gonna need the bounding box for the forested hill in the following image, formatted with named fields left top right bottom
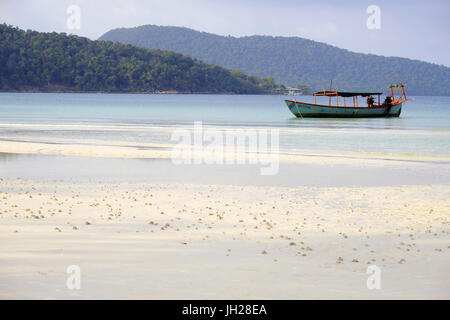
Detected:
left=100, top=25, right=450, bottom=96
left=0, top=24, right=271, bottom=94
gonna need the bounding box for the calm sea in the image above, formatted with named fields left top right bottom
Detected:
left=0, top=93, right=449, bottom=157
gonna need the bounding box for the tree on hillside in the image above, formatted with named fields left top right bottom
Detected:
left=0, top=24, right=272, bottom=94
left=99, top=25, right=450, bottom=95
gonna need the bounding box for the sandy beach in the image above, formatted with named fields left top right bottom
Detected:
left=1, top=177, right=449, bottom=299
left=0, top=93, right=449, bottom=299
left=1, top=0, right=450, bottom=304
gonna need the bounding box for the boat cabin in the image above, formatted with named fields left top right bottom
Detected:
left=312, top=83, right=407, bottom=108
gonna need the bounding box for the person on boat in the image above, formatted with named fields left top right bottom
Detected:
left=384, top=95, right=392, bottom=107
left=367, top=96, right=375, bottom=107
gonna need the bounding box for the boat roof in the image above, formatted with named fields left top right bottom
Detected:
left=314, top=90, right=382, bottom=97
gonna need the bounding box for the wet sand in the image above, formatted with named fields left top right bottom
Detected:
left=0, top=178, right=449, bottom=299
left=1, top=139, right=449, bottom=164
left=1, top=152, right=449, bottom=188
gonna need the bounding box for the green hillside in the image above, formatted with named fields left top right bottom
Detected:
left=100, top=25, right=450, bottom=95
left=0, top=24, right=270, bottom=94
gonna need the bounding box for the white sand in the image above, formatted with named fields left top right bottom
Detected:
left=0, top=178, right=449, bottom=299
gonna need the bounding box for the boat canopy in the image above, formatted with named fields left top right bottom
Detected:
left=314, top=91, right=382, bottom=97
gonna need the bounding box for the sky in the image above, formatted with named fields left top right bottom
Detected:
left=1, top=0, right=449, bottom=66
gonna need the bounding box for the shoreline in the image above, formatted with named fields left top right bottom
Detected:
left=0, top=90, right=282, bottom=96
left=1, top=91, right=447, bottom=97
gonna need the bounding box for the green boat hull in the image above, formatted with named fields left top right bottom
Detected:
left=285, top=100, right=402, bottom=118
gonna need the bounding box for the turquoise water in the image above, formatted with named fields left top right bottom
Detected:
left=0, top=93, right=449, bottom=157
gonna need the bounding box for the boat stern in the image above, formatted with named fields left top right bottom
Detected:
left=388, top=102, right=403, bottom=117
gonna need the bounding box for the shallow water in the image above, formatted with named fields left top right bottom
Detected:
left=1, top=153, right=448, bottom=187
left=0, top=93, right=449, bottom=157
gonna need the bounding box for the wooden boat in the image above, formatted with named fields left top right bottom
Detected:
left=285, top=83, right=407, bottom=118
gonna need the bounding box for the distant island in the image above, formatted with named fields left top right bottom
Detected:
left=0, top=24, right=281, bottom=94
left=100, top=25, right=450, bottom=96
